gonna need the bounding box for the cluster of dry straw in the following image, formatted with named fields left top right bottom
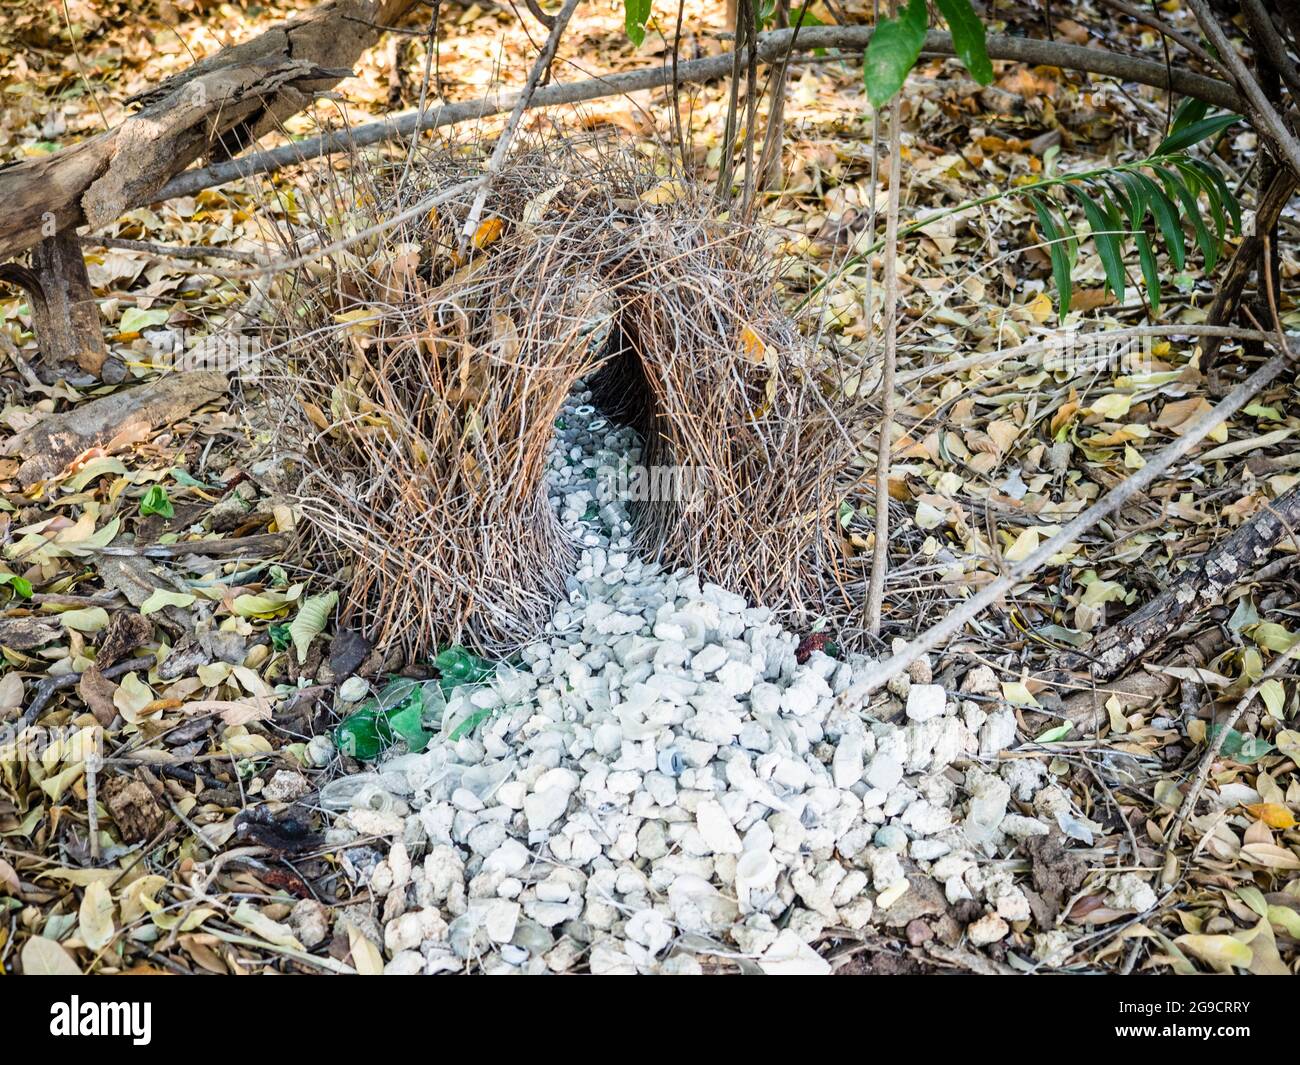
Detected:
left=266, top=140, right=873, bottom=660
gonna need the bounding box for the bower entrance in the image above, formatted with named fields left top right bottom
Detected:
left=276, top=145, right=866, bottom=661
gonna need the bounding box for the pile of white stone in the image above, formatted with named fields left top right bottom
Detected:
left=310, top=386, right=1115, bottom=974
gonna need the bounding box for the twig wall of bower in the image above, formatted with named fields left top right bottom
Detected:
left=272, top=147, right=866, bottom=661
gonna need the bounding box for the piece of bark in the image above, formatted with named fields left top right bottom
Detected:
left=1056, top=485, right=1300, bottom=683
left=0, top=616, right=63, bottom=651
left=3, top=370, right=226, bottom=487
left=1055, top=630, right=1228, bottom=729
left=101, top=774, right=165, bottom=843
left=0, top=0, right=418, bottom=261
left=97, top=611, right=155, bottom=669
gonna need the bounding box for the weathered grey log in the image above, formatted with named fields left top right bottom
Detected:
left=1057, top=484, right=1300, bottom=682
left=3, top=371, right=228, bottom=487
left=0, top=0, right=418, bottom=262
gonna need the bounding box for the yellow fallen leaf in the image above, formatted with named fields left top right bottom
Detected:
left=740, top=324, right=766, bottom=364
left=1001, top=680, right=1039, bottom=707
left=1245, top=803, right=1296, bottom=830
left=640, top=179, right=689, bottom=206
left=58, top=608, right=109, bottom=631
left=332, top=308, right=378, bottom=336
left=113, top=672, right=156, bottom=724
left=1088, top=393, right=1132, bottom=419
left=78, top=879, right=116, bottom=954
left=1003, top=527, right=1039, bottom=563
left=1173, top=933, right=1253, bottom=973
left=120, top=874, right=168, bottom=926
left=348, top=925, right=385, bottom=975
left=472, top=216, right=503, bottom=249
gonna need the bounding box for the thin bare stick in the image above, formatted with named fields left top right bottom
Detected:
left=77, top=234, right=262, bottom=263
left=1095, top=0, right=1225, bottom=74
left=190, top=174, right=488, bottom=280
left=1165, top=642, right=1300, bottom=853
left=895, top=323, right=1282, bottom=385
left=839, top=335, right=1300, bottom=708
left=86, top=745, right=101, bottom=864
left=716, top=0, right=746, bottom=202
left=865, top=95, right=902, bottom=637
left=397, top=3, right=443, bottom=203
left=459, top=0, right=580, bottom=248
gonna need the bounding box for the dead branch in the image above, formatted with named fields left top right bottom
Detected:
left=1187, top=0, right=1300, bottom=176
left=1055, top=484, right=1300, bottom=683
left=0, top=0, right=420, bottom=261
left=866, top=95, right=902, bottom=637
left=156, top=27, right=1245, bottom=202
left=460, top=0, right=581, bottom=246
left=3, top=371, right=228, bottom=487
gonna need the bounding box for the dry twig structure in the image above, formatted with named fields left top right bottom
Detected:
left=270, top=142, right=865, bottom=658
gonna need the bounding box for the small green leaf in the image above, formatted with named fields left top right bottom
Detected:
left=1208, top=723, right=1274, bottom=764
left=624, top=0, right=651, bottom=46
left=140, top=485, right=174, bottom=518
left=1175, top=160, right=1224, bottom=245
left=935, top=0, right=992, bottom=84
left=1185, top=158, right=1241, bottom=233
left=1155, top=113, right=1239, bottom=155
left=1155, top=164, right=1218, bottom=269
left=1036, top=722, right=1074, bottom=743
left=1169, top=96, right=1210, bottom=135
left=0, top=573, right=32, bottom=599
left=1135, top=232, right=1160, bottom=314
left=1111, top=169, right=1148, bottom=228
left=170, top=467, right=217, bottom=490
left=864, top=0, right=928, bottom=108
left=1068, top=185, right=1126, bottom=302
left=1135, top=173, right=1186, bottom=270
left=1030, top=194, right=1074, bottom=322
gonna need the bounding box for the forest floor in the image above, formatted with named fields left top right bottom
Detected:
left=0, top=0, right=1298, bottom=975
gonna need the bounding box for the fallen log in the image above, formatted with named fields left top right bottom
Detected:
left=1055, top=483, right=1300, bottom=683
left=3, top=371, right=228, bottom=487
left=0, top=0, right=418, bottom=262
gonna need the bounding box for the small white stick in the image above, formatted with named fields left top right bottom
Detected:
left=865, top=93, right=902, bottom=636
left=86, top=739, right=101, bottom=864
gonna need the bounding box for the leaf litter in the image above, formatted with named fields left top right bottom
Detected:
left=0, top=0, right=1297, bottom=976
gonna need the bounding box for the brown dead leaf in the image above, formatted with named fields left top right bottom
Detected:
left=78, top=666, right=119, bottom=726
